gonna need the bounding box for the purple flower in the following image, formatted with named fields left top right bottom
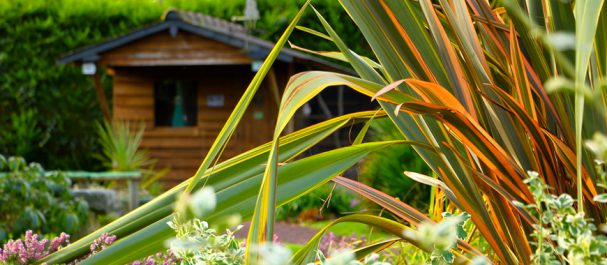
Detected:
left=90, top=233, right=117, bottom=253
left=1, top=231, right=179, bottom=265
left=49, top=233, right=70, bottom=253
left=0, top=230, right=69, bottom=264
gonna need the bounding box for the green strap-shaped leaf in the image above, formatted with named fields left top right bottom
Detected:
left=38, top=111, right=377, bottom=265
left=183, top=0, right=310, bottom=194
left=333, top=176, right=483, bottom=257
left=574, top=0, right=605, bottom=212
left=245, top=73, right=399, bottom=261
left=75, top=141, right=400, bottom=265
left=350, top=238, right=400, bottom=260
left=290, top=214, right=473, bottom=265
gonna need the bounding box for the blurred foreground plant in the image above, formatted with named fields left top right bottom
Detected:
left=516, top=172, right=607, bottom=264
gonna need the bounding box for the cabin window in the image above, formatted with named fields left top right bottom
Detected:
left=154, top=80, right=198, bottom=127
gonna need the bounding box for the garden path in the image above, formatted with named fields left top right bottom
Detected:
left=235, top=221, right=319, bottom=245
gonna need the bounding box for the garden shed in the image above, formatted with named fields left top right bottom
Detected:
left=58, top=10, right=370, bottom=185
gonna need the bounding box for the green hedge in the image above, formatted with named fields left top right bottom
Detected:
left=0, top=0, right=367, bottom=170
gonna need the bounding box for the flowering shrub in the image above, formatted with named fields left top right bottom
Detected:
left=79, top=233, right=177, bottom=265
left=0, top=230, right=69, bottom=265
left=0, top=231, right=177, bottom=265
left=0, top=155, right=89, bottom=242
left=3, top=185, right=489, bottom=265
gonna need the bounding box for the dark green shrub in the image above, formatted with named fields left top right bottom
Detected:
left=359, top=118, right=432, bottom=210
left=0, top=109, right=42, bottom=157
left=0, top=154, right=89, bottom=243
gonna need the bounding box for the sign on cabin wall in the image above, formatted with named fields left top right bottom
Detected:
left=207, top=94, right=225, bottom=107
left=253, top=111, right=264, bottom=120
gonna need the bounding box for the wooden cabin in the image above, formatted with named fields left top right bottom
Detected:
left=59, top=10, right=372, bottom=186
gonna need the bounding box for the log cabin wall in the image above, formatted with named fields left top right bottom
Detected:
left=111, top=65, right=278, bottom=186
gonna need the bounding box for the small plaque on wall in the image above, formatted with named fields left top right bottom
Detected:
left=207, top=94, right=225, bottom=107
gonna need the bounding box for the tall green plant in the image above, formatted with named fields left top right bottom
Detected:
left=39, top=1, right=607, bottom=264
left=95, top=120, right=147, bottom=172
left=284, top=0, right=607, bottom=264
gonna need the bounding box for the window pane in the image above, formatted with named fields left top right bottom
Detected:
left=154, top=80, right=198, bottom=127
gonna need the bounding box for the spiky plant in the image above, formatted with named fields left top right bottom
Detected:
left=41, top=1, right=607, bottom=264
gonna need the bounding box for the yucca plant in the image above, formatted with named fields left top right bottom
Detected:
left=95, top=120, right=148, bottom=172
left=40, top=0, right=607, bottom=264
left=95, top=119, right=168, bottom=192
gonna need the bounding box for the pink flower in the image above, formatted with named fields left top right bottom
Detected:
left=90, top=233, right=117, bottom=253
left=0, top=230, right=69, bottom=264
left=319, top=232, right=365, bottom=255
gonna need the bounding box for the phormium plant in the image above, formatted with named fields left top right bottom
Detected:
left=40, top=1, right=607, bottom=264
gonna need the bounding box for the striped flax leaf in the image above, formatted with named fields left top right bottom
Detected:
left=38, top=111, right=380, bottom=264
left=183, top=0, right=310, bottom=194
left=76, top=141, right=399, bottom=265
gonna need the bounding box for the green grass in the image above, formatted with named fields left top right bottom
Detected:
left=284, top=243, right=304, bottom=254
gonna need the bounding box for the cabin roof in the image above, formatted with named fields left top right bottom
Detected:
left=57, top=10, right=352, bottom=73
